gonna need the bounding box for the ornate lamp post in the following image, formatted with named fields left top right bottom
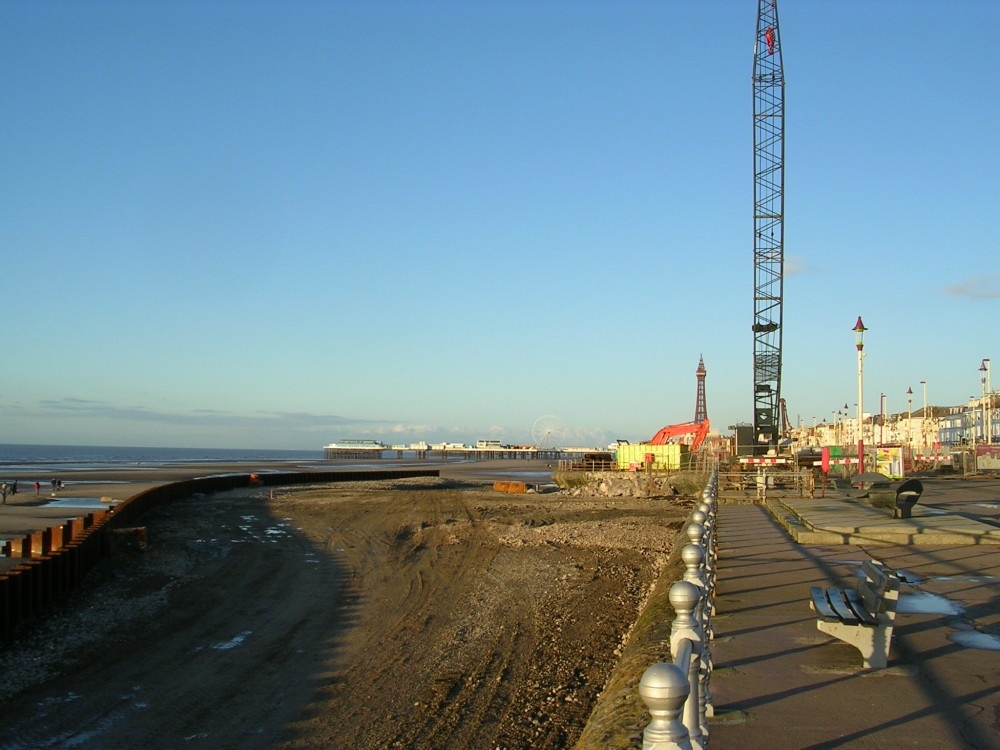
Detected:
left=969, top=396, right=978, bottom=476
left=907, top=386, right=913, bottom=453
left=879, top=393, right=886, bottom=447
left=981, top=360, right=988, bottom=446
left=853, top=316, right=867, bottom=474
left=983, top=358, right=992, bottom=445
left=920, top=380, right=927, bottom=452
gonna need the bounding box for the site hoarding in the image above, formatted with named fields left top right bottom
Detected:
left=876, top=446, right=904, bottom=479
left=976, top=445, right=1000, bottom=471
left=614, top=443, right=682, bottom=471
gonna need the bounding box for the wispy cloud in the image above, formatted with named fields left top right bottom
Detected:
left=21, top=398, right=383, bottom=431
left=944, top=274, right=1000, bottom=299
left=784, top=255, right=816, bottom=278
left=372, top=423, right=437, bottom=435
left=2, top=399, right=576, bottom=447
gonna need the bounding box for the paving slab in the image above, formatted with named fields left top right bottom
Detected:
left=769, top=495, right=1000, bottom=545
left=708, top=490, right=1000, bottom=749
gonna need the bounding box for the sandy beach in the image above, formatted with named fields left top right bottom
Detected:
left=0, top=461, right=692, bottom=749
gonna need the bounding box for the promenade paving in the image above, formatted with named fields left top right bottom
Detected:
left=709, top=479, right=1000, bottom=749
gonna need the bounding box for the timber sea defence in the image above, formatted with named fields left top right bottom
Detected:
left=0, top=468, right=438, bottom=638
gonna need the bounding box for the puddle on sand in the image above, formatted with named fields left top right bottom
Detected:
left=44, top=497, right=117, bottom=509
left=211, top=630, right=252, bottom=650
left=949, top=631, right=1000, bottom=650
left=897, top=591, right=964, bottom=616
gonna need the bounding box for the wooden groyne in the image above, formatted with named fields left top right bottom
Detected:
left=0, top=469, right=438, bottom=639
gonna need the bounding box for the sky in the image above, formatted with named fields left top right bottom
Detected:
left=1, top=0, right=997, bottom=450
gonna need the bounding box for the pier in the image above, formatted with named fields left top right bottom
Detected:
left=324, top=444, right=587, bottom=462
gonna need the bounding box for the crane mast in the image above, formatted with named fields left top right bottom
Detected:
left=752, top=0, right=785, bottom=451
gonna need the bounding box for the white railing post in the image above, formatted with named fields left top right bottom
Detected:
left=680, top=542, right=713, bottom=724
left=639, top=472, right=719, bottom=748
left=699, top=475, right=718, bottom=720
left=640, top=660, right=692, bottom=750
left=669, top=581, right=706, bottom=749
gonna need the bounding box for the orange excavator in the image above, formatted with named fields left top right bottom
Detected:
left=648, top=420, right=711, bottom=452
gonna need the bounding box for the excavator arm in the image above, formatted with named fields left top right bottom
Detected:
left=780, top=397, right=791, bottom=437
left=649, top=420, right=710, bottom=451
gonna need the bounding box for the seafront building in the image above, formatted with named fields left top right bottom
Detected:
left=789, top=394, right=998, bottom=451
left=779, top=392, right=999, bottom=474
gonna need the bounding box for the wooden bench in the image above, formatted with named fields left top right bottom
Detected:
left=809, top=559, right=900, bottom=669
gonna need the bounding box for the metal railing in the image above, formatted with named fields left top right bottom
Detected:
left=638, top=471, right=718, bottom=749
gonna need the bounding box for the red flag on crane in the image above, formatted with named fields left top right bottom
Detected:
left=765, top=26, right=775, bottom=55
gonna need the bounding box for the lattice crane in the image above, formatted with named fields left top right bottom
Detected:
left=752, top=0, right=785, bottom=451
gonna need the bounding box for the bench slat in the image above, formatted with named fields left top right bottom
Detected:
left=825, top=587, right=860, bottom=625
left=843, top=587, right=879, bottom=625
left=810, top=586, right=840, bottom=622
left=858, top=578, right=880, bottom=615
left=861, top=560, right=891, bottom=589
left=861, top=563, right=899, bottom=609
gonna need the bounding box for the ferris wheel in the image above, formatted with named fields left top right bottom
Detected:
left=531, top=415, right=566, bottom=449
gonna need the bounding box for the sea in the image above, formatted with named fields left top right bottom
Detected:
left=0, top=443, right=324, bottom=478
left=0, top=444, right=554, bottom=487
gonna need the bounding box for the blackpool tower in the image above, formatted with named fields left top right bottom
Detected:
left=694, top=355, right=708, bottom=424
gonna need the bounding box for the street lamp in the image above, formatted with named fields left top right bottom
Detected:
left=983, top=358, right=992, bottom=445
left=844, top=403, right=849, bottom=447
left=879, top=393, right=886, bottom=447
left=981, top=360, right=988, bottom=446
left=853, top=316, right=867, bottom=474
left=969, top=396, right=978, bottom=475
left=920, top=380, right=927, bottom=452
left=907, top=386, right=913, bottom=455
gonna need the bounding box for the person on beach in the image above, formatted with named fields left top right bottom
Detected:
left=34, top=480, right=41, bottom=495
left=1, top=483, right=7, bottom=505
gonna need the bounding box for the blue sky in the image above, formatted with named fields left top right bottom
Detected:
left=1, top=0, right=997, bottom=450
